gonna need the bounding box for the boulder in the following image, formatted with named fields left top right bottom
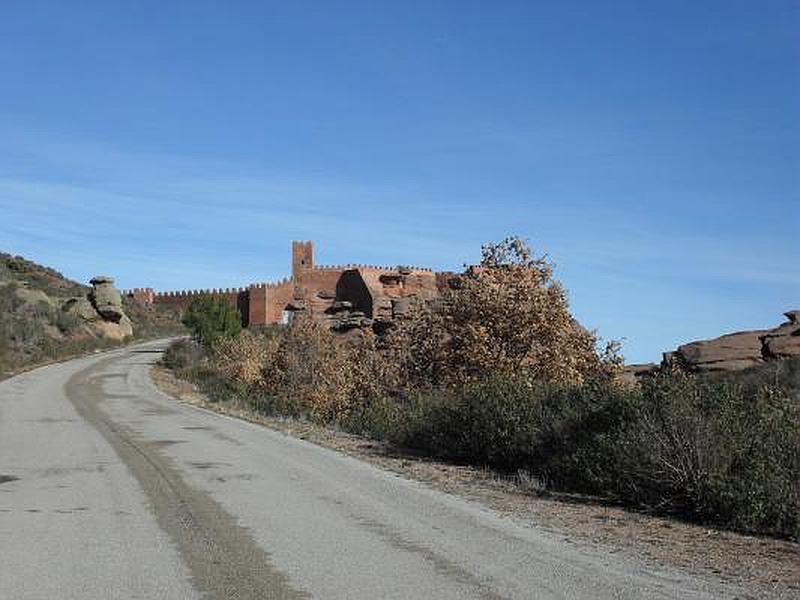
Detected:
left=649, top=309, right=800, bottom=378
left=761, top=310, right=800, bottom=359
left=286, top=300, right=306, bottom=311
left=89, top=316, right=133, bottom=341
left=372, top=296, right=393, bottom=321
left=62, top=297, right=99, bottom=322
left=330, top=309, right=372, bottom=331
left=118, top=314, right=134, bottom=338
left=674, top=330, right=766, bottom=372
left=89, top=276, right=125, bottom=322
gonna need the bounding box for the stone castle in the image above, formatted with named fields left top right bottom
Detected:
left=125, top=241, right=453, bottom=334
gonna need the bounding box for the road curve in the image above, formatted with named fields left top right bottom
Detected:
left=0, top=340, right=745, bottom=599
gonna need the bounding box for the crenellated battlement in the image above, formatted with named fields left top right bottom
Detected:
left=152, top=286, right=250, bottom=299
left=313, top=264, right=434, bottom=273
left=248, top=278, right=292, bottom=290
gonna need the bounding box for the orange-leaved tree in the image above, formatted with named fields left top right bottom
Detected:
left=388, top=236, right=621, bottom=386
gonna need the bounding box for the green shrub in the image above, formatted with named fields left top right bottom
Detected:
left=351, top=371, right=799, bottom=539
left=182, top=295, right=242, bottom=347
left=383, top=376, right=635, bottom=482
left=612, top=374, right=799, bottom=538
left=339, top=394, right=403, bottom=440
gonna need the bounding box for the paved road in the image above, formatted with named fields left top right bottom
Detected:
left=0, top=340, right=746, bottom=599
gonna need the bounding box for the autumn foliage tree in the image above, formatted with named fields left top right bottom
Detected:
left=388, top=236, right=620, bottom=386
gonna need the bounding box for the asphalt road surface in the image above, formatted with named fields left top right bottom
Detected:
left=0, top=340, right=747, bottom=599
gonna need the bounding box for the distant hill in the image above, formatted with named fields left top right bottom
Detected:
left=0, top=252, right=184, bottom=378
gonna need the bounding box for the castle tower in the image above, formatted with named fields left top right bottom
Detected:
left=292, top=240, right=314, bottom=278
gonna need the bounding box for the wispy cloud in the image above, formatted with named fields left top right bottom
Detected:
left=1, top=128, right=797, bottom=363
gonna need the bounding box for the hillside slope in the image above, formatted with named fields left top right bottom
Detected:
left=0, top=252, right=184, bottom=378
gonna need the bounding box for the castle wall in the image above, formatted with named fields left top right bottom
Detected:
left=336, top=270, right=373, bottom=316
left=248, top=285, right=267, bottom=326
left=149, top=288, right=248, bottom=322
left=132, top=241, right=449, bottom=330
left=246, top=280, right=295, bottom=326
left=296, top=267, right=343, bottom=319
left=292, top=240, right=314, bottom=278
left=124, top=288, right=155, bottom=306
left=266, top=281, right=295, bottom=324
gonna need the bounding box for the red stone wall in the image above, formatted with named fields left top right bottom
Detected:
left=362, top=268, right=438, bottom=299
left=246, top=280, right=296, bottom=326
left=151, top=288, right=248, bottom=322
left=124, top=288, right=155, bottom=305
left=247, top=285, right=267, bottom=326
left=292, top=241, right=314, bottom=278
left=265, top=281, right=295, bottom=324
left=138, top=241, right=453, bottom=329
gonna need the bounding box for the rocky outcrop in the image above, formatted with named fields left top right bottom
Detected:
left=762, top=310, right=800, bottom=359
left=658, top=310, right=800, bottom=374
left=325, top=300, right=373, bottom=332
left=63, top=297, right=99, bottom=322
left=61, top=276, right=133, bottom=340
left=671, top=330, right=767, bottom=372
left=89, top=276, right=125, bottom=322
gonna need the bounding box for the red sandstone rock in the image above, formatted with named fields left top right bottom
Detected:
left=661, top=309, right=800, bottom=374
left=761, top=311, right=800, bottom=359
left=674, top=330, right=767, bottom=372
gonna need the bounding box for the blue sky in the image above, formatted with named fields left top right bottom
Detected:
left=1, top=1, right=798, bottom=363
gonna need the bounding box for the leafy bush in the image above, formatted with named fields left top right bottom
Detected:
left=175, top=327, right=800, bottom=539
left=213, top=321, right=394, bottom=422
left=611, top=373, right=799, bottom=538
left=182, top=295, right=242, bottom=347
left=353, top=371, right=798, bottom=539
left=387, top=237, right=621, bottom=388
left=380, top=376, right=634, bottom=480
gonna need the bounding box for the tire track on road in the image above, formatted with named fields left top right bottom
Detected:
left=65, top=352, right=308, bottom=600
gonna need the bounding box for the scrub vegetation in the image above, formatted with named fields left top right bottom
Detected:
left=162, top=238, right=800, bottom=540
